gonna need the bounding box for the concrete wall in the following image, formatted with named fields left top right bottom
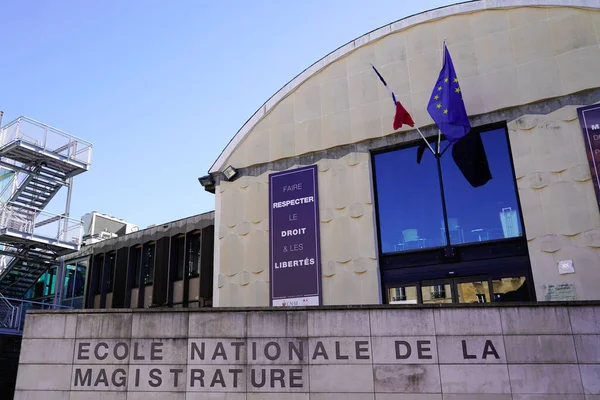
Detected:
left=509, top=105, right=600, bottom=301
left=14, top=304, right=600, bottom=399
left=212, top=3, right=600, bottom=307
left=217, top=153, right=379, bottom=307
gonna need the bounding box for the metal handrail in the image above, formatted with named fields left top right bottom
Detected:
left=1, top=295, right=72, bottom=309
left=0, top=293, right=72, bottom=332
left=0, top=116, right=93, bottom=165
left=0, top=292, right=18, bottom=329
left=0, top=170, right=28, bottom=204
left=0, top=202, right=83, bottom=246
left=0, top=116, right=93, bottom=147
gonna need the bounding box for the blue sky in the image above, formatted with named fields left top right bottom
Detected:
left=1, top=0, right=455, bottom=229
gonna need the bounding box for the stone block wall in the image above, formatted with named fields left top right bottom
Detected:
left=215, top=153, right=379, bottom=307
left=222, top=6, right=600, bottom=170
left=509, top=104, right=600, bottom=300
left=13, top=305, right=600, bottom=399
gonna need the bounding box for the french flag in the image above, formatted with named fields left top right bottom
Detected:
left=371, top=64, right=415, bottom=130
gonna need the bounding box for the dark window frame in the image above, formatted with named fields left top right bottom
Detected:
left=104, top=252, right=116, bottom=293
left=130, top=245, right=143, bottom=288
left=372, top=121, right=528, bottom=256
left=93, top=254, right=105, bottom=295
left=371, top=121, right=535, bottom=304
left=187, top=232, right=201, bottom=278
left=172, top=235, right=186, bottom=281
left=142, top=241, right=156, bottom=286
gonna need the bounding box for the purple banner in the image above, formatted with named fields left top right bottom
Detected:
left=269, top=165, right=322, bottom=307
left=577, top=105, right=600, bottom=210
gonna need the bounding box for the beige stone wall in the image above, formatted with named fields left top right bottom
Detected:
left=216, top=153, right=379, bottom=307
left=213, top=5, right=600, bottom=306
left=222, top=6, right=600, bottom=170
left=509, top=104, right=600, bottom=300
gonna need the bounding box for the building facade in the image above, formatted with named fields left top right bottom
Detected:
left=82, top=211, right=215, bottom=310
left=207, top=0, right=600, bottom=307
left=22, top=212, right=215, bottom=311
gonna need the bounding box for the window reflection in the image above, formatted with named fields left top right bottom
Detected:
left=388, top=286, right=418, bottom=304
left=142, top=243, right=155, bottom=285
left=374, top=126, right=523, bottom=253
left=493, top=277, right=529, bottom=302
left=188, top=233, right=201, bottom=277
left=421, top=283, right=453, bottom=304
left=457, top=280, right=490, bottom=303
left=375, top=143, right=443, bottom=253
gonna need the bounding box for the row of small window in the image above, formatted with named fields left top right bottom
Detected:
left=387, top=276, right=530, bottom=305
left=95, top=233, right=202, bottom=294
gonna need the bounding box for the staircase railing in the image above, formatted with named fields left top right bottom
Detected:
left=0, top=169, right=25, bottom=205
left=0, top=293, right=72, bottom=333
left=0, top=203, right=83, bottom=247
left=0, top=292, right=18, bottom=330
left=0, top=117, right=92, bottom=166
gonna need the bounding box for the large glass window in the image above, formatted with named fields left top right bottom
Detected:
left=103, top=253, right=116, bottom=293
left=188, top=233, right=201, bottom=277
left=374, top=125, right=523, bottom=253
left=25, top=266, right=57, bottom=300
left=64, top=258, right=88, bottom=299
left=142, top=243, right=155, bottom=285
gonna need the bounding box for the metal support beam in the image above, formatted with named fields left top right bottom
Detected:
left=53, top=257, right=64, bottom=306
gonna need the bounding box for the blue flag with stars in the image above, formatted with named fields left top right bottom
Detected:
left=427, top=45, right=471, bottom=144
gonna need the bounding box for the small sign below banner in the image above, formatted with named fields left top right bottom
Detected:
left=269, top=165, right=322, bottom=307
left=577, top=104, right=600, bottom=209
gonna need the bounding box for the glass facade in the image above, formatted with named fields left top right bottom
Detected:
left=374, top=123, right=534, bottom=304
left=24, top=266, right=57, bottom=300
left=23, top=257, right=88, bottom=308
left=62, top=258, right=88, bottom=308
left=374, top=126, right=523, bottom=253
left=386, top=276, right=530, bottom=305
left=103, top=252, right=116, bottom=293
left=188, top=233, right=201, bottom=277
left=142, top=242, right=155, bottom=285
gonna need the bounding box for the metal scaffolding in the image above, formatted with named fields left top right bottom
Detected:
left=0, top=115, right=92, bottom=298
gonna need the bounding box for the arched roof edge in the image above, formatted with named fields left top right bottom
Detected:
left=209, top=0, right=600, bottom=174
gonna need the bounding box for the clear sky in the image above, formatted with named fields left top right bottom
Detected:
left=1, top=0, right=456, bottom=229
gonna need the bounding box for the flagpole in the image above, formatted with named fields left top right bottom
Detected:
left=436, top=145, right=453, bottom=257
left=437, top=39, right=446, bottom=155
left=415, top=127, right=435, bottom=155
left=436, top=38, right=453, bottom=257
left=370, top=63, right=435, bottom=155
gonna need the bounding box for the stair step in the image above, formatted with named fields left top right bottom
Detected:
left=14, top=197, right=46, bottom=205
left=15, top=193, right=46, bottom=201
left=39, top=168, right=67, bottom=179
left=22, top=187, right=52, bottom=195
left=30, top=178, right=58, bottom=188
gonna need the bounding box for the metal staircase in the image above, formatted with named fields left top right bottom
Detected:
left=0, top=116, right=92, bottom=298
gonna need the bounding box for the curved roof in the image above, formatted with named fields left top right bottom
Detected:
left=209, top=0, right=600, bottom=174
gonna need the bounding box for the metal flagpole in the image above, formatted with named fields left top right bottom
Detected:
left=435, top=39, right=453, bottom=258
left=437, top=39, right=446, bottom=155
left=416, top=127, right=435, bottom=155
left=437, top=148, right=453, bottom=257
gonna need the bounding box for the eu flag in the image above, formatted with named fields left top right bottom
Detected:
left=427, top=45, right=471, bottom=143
